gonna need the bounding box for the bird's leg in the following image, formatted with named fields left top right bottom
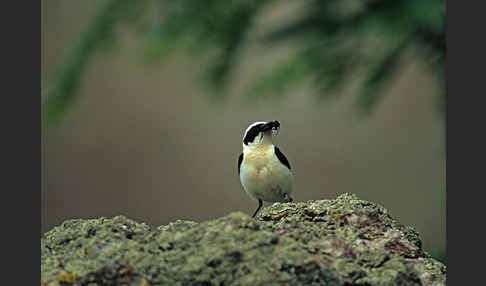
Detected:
left=252, top=199, right=263, bottom=218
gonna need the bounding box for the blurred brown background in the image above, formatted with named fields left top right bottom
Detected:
left=41, top=0, right=445, bottom=259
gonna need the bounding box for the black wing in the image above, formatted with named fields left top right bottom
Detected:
left=274, top=146, right=291, bottom=170
left=238, top=153, right=244, bottom=175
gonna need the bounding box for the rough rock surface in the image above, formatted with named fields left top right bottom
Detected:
left=41, top=194, right=446, bottom=286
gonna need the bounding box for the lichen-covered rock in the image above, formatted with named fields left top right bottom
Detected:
left=41, top=194, right=446, bottom=286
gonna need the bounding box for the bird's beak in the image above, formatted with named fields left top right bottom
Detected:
left=262, top=121, right=280, bottom=132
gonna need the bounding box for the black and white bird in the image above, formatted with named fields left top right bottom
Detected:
left=238, top=120, right=294, bottom=218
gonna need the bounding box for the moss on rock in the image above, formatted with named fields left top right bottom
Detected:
left=41, top=193, right=445, bottom=286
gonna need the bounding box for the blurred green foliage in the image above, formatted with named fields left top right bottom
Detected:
left=42, top=0, right=445, bottom=128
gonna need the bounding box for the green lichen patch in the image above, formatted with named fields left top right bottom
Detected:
left=75, top=261, right=140, bottom=286
left=41, top=194, right=445, bottom=286
left=255, top=193, right=442, bottom=285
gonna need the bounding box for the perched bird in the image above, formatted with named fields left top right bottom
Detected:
left=238, top=120, right=294, bottom=218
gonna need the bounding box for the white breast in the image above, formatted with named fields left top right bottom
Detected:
left=239, top=145, right=293, bottom=202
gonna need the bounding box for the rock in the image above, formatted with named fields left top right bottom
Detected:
left=41, top=193, right=446, bottom=286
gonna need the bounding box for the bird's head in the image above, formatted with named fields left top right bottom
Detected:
left=242, top=120, right=280, bottom=147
